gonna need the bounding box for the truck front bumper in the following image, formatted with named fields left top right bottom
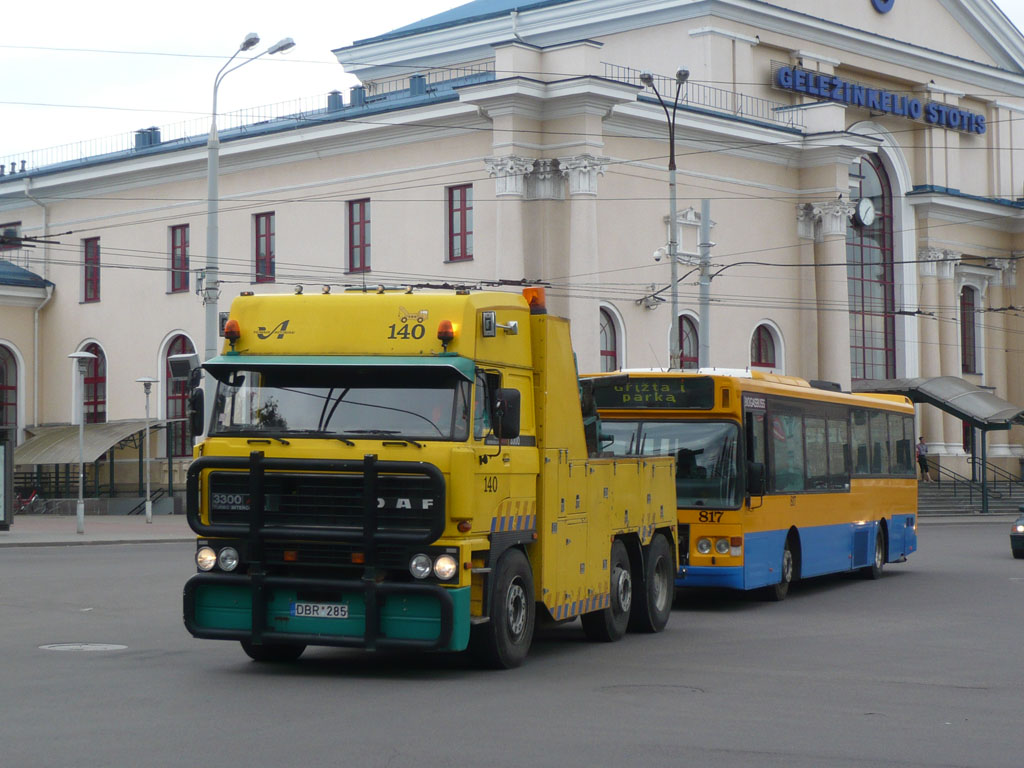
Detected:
left=184, top=573, right=471, bottom=652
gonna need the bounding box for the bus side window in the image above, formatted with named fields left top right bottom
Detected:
left=827, top=415, right=850, bottom=489
left=770, top=411, right=805, bottom=493
left=745, top=411, right=765, bottom=465
left=852, top=409, right=869, bottom=475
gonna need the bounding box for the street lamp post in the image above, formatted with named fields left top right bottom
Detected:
left=640, top=68, right=689, bottom=370
left=204, top=33, right=295, bottom=431
left=68, top=351, right=97, bottom=534
left=136, top=377, right=158, bottom=524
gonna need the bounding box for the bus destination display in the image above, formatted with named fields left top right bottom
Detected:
left=593, top=377, right=714, bottom=409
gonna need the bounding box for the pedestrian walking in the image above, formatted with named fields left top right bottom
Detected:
left=916, top=436, right=933, bottom=482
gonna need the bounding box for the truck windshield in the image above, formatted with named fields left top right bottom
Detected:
left=600, top=420, right=740, bottom=508
left=210, top=366, right=471, bottom=441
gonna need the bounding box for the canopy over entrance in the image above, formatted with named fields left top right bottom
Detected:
left=14, top=419, right=164, bottom=466
left=852, top=377, right=1024, bottom=431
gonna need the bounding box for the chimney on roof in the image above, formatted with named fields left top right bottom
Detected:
left=350, top=85, right=366, bottom=107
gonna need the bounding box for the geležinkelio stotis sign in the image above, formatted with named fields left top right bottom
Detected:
left=774, top=65, right=986, bottom=135
left=775, top=0, right=985, bottom=136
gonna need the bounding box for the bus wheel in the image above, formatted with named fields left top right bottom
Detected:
left=472, top=548, right=535, bottom=669
left=581, top=540, right=632, bottom=642
left=240, top=640, right=305, bottom=662
left=765, top=540, right=794, bottom=602
left=629, top=533, right=673, bottom=633
left=861, top=527, right=886, bottom=580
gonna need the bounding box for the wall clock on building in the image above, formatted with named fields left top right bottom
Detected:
left=855, top=197, right=876, bottom=227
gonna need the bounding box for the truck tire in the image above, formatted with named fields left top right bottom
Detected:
left=581, top=539, right=631, bottom=642
left=628, top=533, right=673, bottom=633
left=471, top=548, right=535, bottom=669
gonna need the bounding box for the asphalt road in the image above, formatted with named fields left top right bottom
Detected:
left=1, top=520, right=1021, bottom=768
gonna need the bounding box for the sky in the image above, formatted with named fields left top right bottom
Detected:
left=3, top=0, right=1024, bottom=163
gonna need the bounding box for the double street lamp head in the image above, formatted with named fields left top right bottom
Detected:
left=639, top=67, right=690, bottom=89
left=268, top=37, right=296, bottom=55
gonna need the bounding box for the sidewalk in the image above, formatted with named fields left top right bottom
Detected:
left=0, top=510, right=1014, bottom=548
left=0, top=514, right=194, bottom=548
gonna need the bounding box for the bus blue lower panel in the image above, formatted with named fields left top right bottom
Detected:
left=678, top=517, right=916, bottom=592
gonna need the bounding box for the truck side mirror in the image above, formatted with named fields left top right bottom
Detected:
left=188, top=389, right=205, bottom=437
left=747, top=461, right=766, bottom=497
left=491, top=388, right=521, bottom=440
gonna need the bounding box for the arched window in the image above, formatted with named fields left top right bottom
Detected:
left=848, top=154, right=895, bottom=381
left=83, top=343, right=106, bottom=424
left=751, top=325, right=776, bottom=368
left=680, top=316, right=698, bottom=370
left=960, top=286, right=978, bottom=374
left=0, top=346, right=16, bottom=434
left=166, top=335, right=196, bottom=456
left=599, top=309, right=618, bottom=372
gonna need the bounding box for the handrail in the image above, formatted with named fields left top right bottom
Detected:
left=128, top=487, right=167, bottom=516
left=969, top=456, right=1020, bottom=496
left=933, top=464, right=1003, bottom=504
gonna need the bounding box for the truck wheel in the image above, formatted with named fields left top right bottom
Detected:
left=240, top=640, right=305, bottom=662
left=472, top=548, right=535, bottom=669
left=629, top=533, right=673, bottom=633
left=581, top=539, right=631, bottom=642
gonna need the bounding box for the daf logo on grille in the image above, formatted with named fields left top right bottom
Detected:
left=378, top=497, right=435, bottom=510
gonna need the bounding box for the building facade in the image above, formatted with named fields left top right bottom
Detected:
left=1, top=0, right=1024, bottom=485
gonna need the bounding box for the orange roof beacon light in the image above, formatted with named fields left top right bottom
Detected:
left=522, top=286, right=547, bottom=314
left=437, top=319, right=455, bottom=351
left=223, top=318, right=241, bottom=352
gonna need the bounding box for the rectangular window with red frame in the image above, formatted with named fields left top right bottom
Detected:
left=170, top=224, right=189, bottom=293
left=83, top=237, right=100, bottom=303
left=447, top=184, right=473, bottom=262
left=348, top=199, right=370, bottom=273
left=255, top=212, right=275, bottom=283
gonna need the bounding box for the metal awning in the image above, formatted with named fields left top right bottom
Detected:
left=852, top=377, right=1024, bottom=430
left=14, top=419, right=165, bottom=466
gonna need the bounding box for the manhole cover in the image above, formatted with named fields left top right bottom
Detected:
left=39, top=643, right=127, bottom=652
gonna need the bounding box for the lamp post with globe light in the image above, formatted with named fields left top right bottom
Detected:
left=68, top=350, right=97, bottom=534
left=136, top=377, right=157, bottom=524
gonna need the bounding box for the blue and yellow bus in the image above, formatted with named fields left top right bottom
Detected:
left=583, top=371, right=917, bottom=599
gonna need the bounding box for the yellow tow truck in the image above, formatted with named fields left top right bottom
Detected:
left=183, top=286, right=676, bottom=668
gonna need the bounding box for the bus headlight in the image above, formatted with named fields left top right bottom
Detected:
left=196, top=546, right=217, bottom=572
left=218, top=547, right=240, bottom=572
left=715, top=538, right=730, bottom=555
left=433, top=554, right=458, bottom=581
left=409, top=554, right=432, bottom=579
left=696, top=538, right=712, bottom=555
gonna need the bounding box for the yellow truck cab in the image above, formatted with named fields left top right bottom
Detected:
left=183, top=287, right=676, bottom=668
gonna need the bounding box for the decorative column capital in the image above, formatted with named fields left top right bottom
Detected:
left=485, top=155, right=535, bottom=197
left=526, top=158, right=564, bottom=200
left=988, top=257, right=1017, bottom=287
left=557, top=154, right=608, bottom=197
left=814, top=199, right=855, bottom=238
left=918, top=247, right=945, bottom=279
left=796, top=203, right=818, bottom=240
left=938, top=249, right=961, bottom=281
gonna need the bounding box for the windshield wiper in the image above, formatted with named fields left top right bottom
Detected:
left=247, top=436, right=290, bottom=445
left=342, top=429, right=424, bottom=448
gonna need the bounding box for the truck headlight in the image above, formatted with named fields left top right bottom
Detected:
left=409, top=554, right=432, bottom=579
left=433, top=554, right=458, bottom=581
left=218, top=547, right=239, bottom=572
left=696, top=538, right=712, bottom=555
left=196, top=546, right=217, bottom=572
left=715, top=538, right=730, bottom=555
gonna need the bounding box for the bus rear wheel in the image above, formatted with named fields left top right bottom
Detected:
left=628, top=533, right=673, bottom=633
left=861, top=527, right=886, bottom=580
left=581, top=540, right=632, bottom=642
left=240, top=640, right=305, bottom=662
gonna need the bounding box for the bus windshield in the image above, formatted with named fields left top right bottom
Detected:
left=210, top=366, right=471, bottom=441
left=601, top=420, right=741, bottom=508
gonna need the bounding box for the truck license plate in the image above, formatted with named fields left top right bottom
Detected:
left=290, top=601, right=349, bottom=619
